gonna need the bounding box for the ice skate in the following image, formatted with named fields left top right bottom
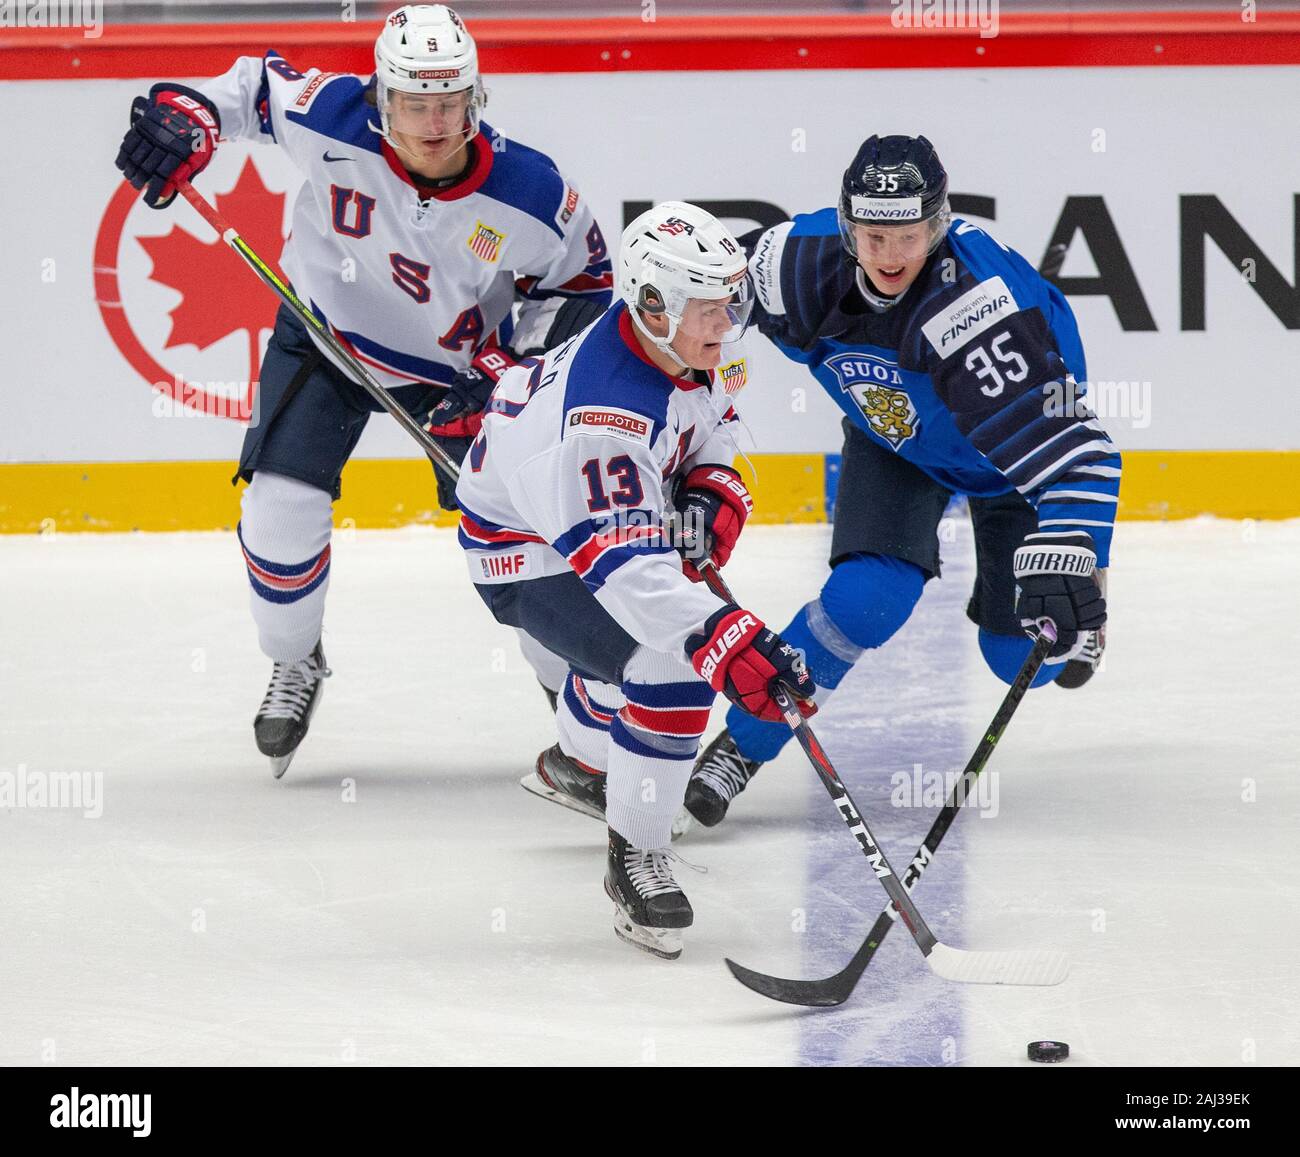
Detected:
left=254, top=640, right=330, bottom=779
left=1056, top=628, right=1104, bottom=689
left=681, top=728, right=764, bottom=829
left=604, top=828, right=694, bottom=960
left=520, top=744, right=606, bottom=821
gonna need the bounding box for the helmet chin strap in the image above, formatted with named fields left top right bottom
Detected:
left=631, top=308, right=690, bottom=370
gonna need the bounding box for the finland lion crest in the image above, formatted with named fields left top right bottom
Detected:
left=825, top=352, right=919, bottom=449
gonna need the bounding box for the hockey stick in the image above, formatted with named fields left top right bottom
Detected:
left=723, top=240, right=1074, bottom=1000
left=726, top=627, right=1056, bottom=1005
left=174, top=179, right=462, bottom=480
left=697, top=561, right=1069, bottom=987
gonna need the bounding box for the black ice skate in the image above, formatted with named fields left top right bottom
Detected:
left=679, top=728, right=764, bottom=832
left=1056, top=628, right=1105, bottom=690
left=520, top=744, right=606, bottom=821
left=254, top=640, right=330, bottom=779
left=604, top=828, right=694, bottom=961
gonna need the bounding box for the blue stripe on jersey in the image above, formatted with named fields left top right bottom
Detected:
left=1012, top=427, right=1114, bottom=493
left=560, top=304, right=672, bottom=444
left=553, top=514, right=624, bottom=559
left=579, top=541, right=675, bottom=594
left=281, top=72, right=380, bottom=154
left=477, top=128, right=565, bottom=239
left=456, top=527, right=537, bottom=552
left=255, top=52, right=277, bottom=140
left=309, top=300, right=458, bottom=385
left=554, top=510, right=671, bottom=584
left=1033, top=451, right=1122, bottom=563
left=456, top=501, right=542, bottom=551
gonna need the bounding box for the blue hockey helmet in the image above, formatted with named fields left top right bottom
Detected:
left=838, top=135, right=951, bottom=260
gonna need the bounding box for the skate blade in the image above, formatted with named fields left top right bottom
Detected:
left=669, top=806, right=695, bottom=842
left=519, top=772, right=604, bottom=822
left=603, top=878, right=685, bottom=960
left=612, top=918, right=682, bottom=961
left=263, top=673, right=325, bottom=781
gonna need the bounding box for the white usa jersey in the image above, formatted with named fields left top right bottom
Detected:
left=455, top=303, right=752, bottom=655
left=198, top=51, right=613, bottom=396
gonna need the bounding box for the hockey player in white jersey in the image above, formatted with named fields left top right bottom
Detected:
left=114, top=5, right=612, bottom=776
left=454, top=203, right=816, bottom=958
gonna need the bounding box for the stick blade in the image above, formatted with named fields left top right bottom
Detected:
left=724, top=958, right=854, bottom=1007
left=927, top=943, right=1070, bottom=986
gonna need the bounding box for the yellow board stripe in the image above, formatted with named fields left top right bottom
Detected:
left=0, top=451, right=1296, bottom=534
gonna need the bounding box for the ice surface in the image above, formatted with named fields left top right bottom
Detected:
left=1, top=518, right=1296, bottom=1066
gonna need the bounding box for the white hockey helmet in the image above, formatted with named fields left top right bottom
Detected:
left=374, top=5, right=486, bottom=142
left=619, top=202, right=754, bottom=366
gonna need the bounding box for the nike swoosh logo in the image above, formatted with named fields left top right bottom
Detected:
left=322, top=151, right=352, bottom=163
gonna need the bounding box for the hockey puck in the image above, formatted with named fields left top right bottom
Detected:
left=1027, top=1040, right=1069, bottom=1063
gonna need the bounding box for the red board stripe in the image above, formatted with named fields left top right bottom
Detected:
left=3, top=13, right=1300, bottom=81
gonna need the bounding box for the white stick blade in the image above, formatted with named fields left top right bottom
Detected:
left=927, top=943, right=1070, bottom=986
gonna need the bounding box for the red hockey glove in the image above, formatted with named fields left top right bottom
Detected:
left=687, top=605, right=817, bottom=723
left=675, top=466, right=752, bottom=582
left=116, top=84, right=221, bottom=210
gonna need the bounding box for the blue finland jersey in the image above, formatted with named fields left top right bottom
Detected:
left=746, top=209, right=1121, bottom=565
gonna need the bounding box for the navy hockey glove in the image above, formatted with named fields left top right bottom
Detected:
left=674, top=466, right=753, bottom=582
left=116, top=84, right=220, bottom=210
left=1013, top=531, right=1107, bottom=660
left=425, top=347, right=518, bottom=511
left=687, top=605, right=817, bottom=723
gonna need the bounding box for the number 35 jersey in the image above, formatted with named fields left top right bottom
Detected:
left=455, top=303, right=748, bottom=655
left=747, top=210, right=1122, bottom=566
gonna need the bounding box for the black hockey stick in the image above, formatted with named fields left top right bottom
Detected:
left=697, top=563, right=1068, bottom=987
left=175, top=179, right=463, bottom=480
left=726, top=627, right=1055, bottom=1005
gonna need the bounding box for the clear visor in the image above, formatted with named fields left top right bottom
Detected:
left=382, top=84, right=477, bottom=140
left=661, top=275, right=755, bottom=345
left=838, top=202, right=950, bottom=263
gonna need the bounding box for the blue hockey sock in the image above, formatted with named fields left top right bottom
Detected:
left=978, top=628, right=1062, bottom=688
left=726, top=554, right=925, bottom=762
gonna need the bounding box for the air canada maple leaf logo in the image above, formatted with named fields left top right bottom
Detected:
left=95, top=155, right=290, bottom=422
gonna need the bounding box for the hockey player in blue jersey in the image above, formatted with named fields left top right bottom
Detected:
left=682, top=135, right=1118, bottom=830
left=454, top=203, right=816, bottom=958
left=114, top=5, right=611, bottom=777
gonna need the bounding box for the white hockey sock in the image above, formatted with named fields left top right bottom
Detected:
left=605, top=647, right=716, bottom=850
left=238, top=472, right=333, bottom=664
